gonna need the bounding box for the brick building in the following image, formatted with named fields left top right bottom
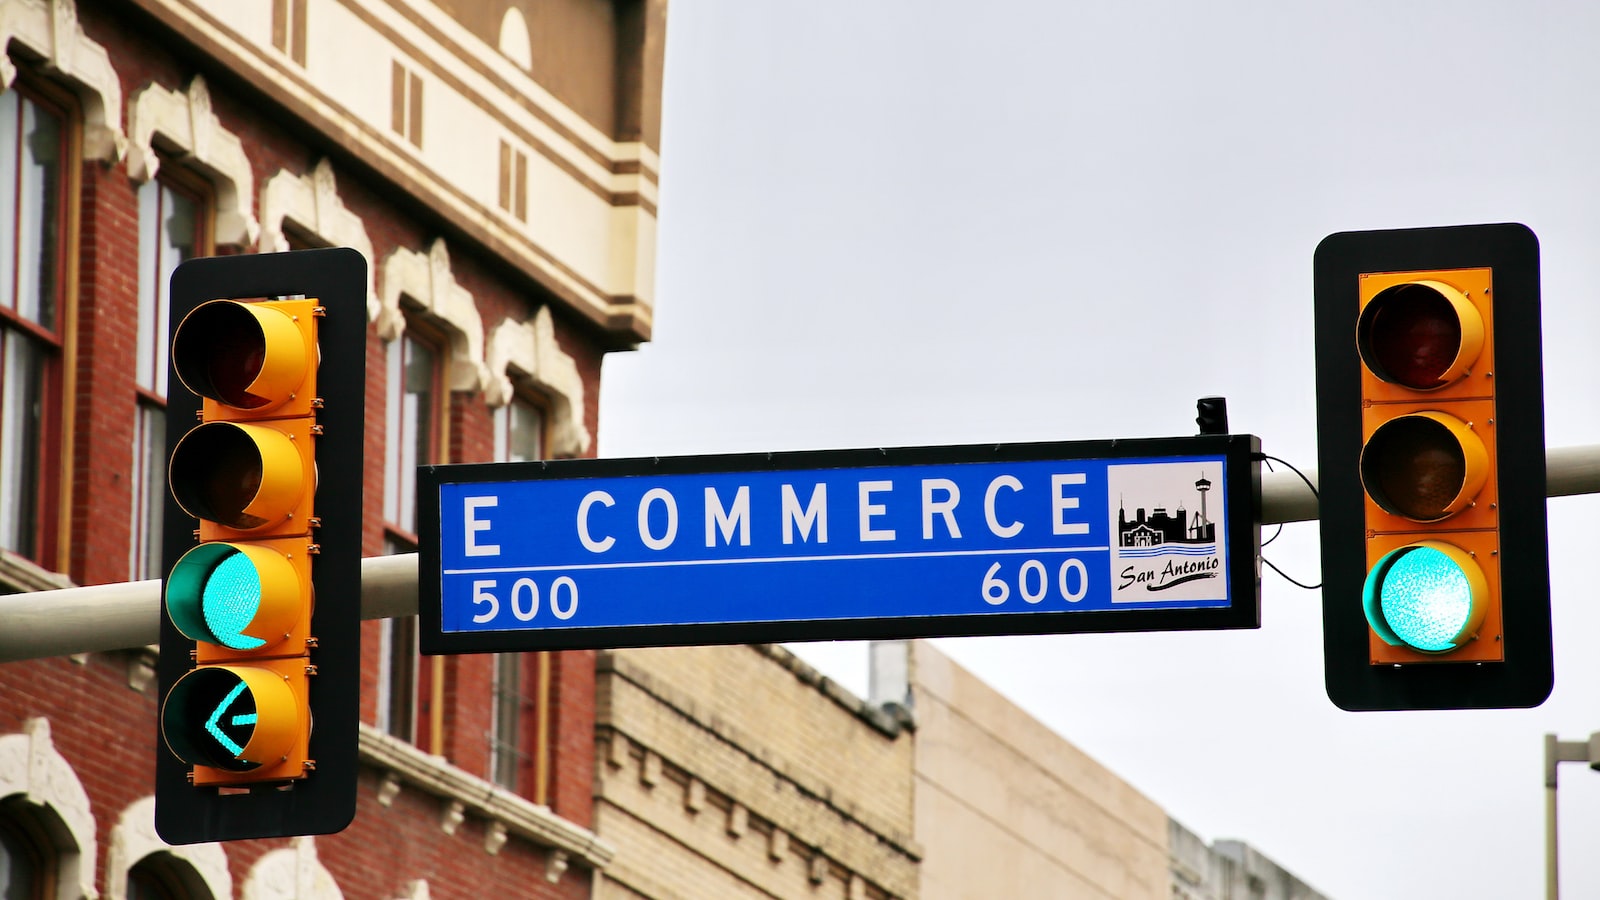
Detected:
left=0, top=0, right=664, bottom=897
left=592, top=645, right=919, bottom=900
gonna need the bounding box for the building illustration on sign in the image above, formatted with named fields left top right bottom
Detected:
left=1117, top=473, right=1217, bottom=548
left=1108, top=464, right=1228, bottom=603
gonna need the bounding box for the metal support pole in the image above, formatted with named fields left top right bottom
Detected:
left=2, top=444, right=1600, bottom=663
left=1544, top=732, right=1600, bottom=900
left=0, top=552, right=418, bottom=662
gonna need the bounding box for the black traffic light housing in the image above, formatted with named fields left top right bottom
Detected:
left=155, top=248, right=367, bottom=843
left=1314, top=223, right=1551, bottom=711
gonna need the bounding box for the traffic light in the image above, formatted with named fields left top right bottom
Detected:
left=155, top=249, right=367, bottom=843
left=1313, top=223, right=1551, bottom=711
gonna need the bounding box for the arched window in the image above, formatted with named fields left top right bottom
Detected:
left=0, top=798, right=54, bottom=900
left=125, top=854, right=185, bottom=900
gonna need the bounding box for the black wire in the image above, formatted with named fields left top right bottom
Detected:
left=1261, top=522, right=1284, bottom=548
left=1263, top=555, right=1322, bottom=590
left=1256, top=452, right=1319, bottom=500
left=1254, top=453, right=1322, bottom=589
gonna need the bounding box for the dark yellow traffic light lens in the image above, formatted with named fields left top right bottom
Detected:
left=1363, top=541, right=1487, bottom=653
left=170, top=422, right=307, bottom=530
left=173, top=299, right=310, bottom=411
left=1357, top=281, right=1484, bottom=390
left=161, top=665, right=299, bottom=771
left=1360, top=411, right=1488, bottom=521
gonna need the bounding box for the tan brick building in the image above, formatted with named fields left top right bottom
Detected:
left=0, top=0, right=663, bottom=897
left=869, top=640, right=1330, bottom=900
left=593, top=645, right=919, bottom=900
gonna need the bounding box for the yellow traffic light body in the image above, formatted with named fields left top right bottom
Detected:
left=1315, top=223, right=1549, bottom=712
left=161, top=296, right=323, bottom=788
left=1354, top=267, right=1502, bottom=664
left=157, top=248, right=366, bottom=844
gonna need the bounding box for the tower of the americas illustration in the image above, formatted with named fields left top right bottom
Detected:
left=1192, top=473, right=1212, bottom=540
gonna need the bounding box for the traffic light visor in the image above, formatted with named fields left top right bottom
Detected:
left=1362, top=541, right=1488, bottom=653
left=1356, top=280, right=1485, bottom=390
left=161, top=665, right=302, bottom=770
left=1359, top=411, right=1488, bottom=521
left=172, top=299, right=310, bottom=411
left=169, top=422, right=309, bottom=531
left=167, top=542, right=306, bottom=651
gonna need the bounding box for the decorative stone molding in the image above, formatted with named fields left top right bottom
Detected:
left=0, top=0, right=126, bottom=162
left=240, top=836, right=343, bottom=900
left=0, top=547, right=73, bottom=594
left=768, top=827, right=788, bottom=863
left=358, top=723, right=614, bottom=870
left=544, top=850, right=568, bottom=884
left=377, top=239, right=491, bottom=392
left=126, top=76, right=259, bottom=247
left=391, top=881, right=429, bottom=900
left=376, top=772, right=402, bottom=807
left=125, top=646, right=157, bottom=693
left=605, top=731, right=628, bottom=768
left=439, top=800, right=465, bottom=836
left=483, top=821, right=507, bottom=856
left=104, top=796, right=231, bottom=900
left=260, top=160, right=380, bottom=320
left=727, top=802, right=748, bottom=838
left=485, top=307, right=591, bottom=458
left=0, top=718, right=98, bottom=900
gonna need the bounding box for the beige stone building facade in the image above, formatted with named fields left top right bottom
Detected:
left=870, top=640, right=1330, bottom=900
left=593, top=645, right=920, bottom=900
left=590, top=640, right=1327, bottom=900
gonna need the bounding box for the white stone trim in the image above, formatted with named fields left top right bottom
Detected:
left=0, top=0, right=126, bottom=162
left=378, top=239, right=490, bottom=392
left=126, top=75, right=259, bottom=247
left=104, top=796, right=231, bottom=900
left=358, top=723, right=615, bottom=870
left=485, top=307, right=591, bottom=458
left=241, top=836, right=343, bottom=900
left=260, top=160, right=380, bottom=321
left=0, top=718, right=99, bottom=900
left=390, top=881, right=429, bottom=900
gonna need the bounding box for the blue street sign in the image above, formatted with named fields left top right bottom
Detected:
left=419, top=436, right=1261, bottom=654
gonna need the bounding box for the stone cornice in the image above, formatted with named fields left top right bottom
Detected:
left=357, top=723, right=614, bottom=872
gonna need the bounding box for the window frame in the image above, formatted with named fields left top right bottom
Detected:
left=0, top=76, right=78, bottom=573
left=378, top=315, right=449, bottom=745
left=129, top=164, right=213, bottom=581
left=488, top=385, right=551, bottom=801
left=0, top=800, right=58, bottom=900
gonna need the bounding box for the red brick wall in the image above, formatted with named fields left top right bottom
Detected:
left=0, top=1, right=617, bottom=896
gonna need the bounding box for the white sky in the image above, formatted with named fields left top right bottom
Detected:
left=599, top=3, right=1600, bottom=897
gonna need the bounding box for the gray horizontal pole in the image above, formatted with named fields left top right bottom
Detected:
left=2, top=444, right=1598, bottom=663
left=1258, top=442, right=1600, bottom=525
left=0, top=553, right=418, bottom=663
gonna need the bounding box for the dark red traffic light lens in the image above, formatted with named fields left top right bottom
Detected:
left=1357, top=283, right=1462, bottom=390
left=174, top=301, right=271, bottom=408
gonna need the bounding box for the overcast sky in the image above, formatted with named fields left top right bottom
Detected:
left=598, top=3, right=1600, bottom=897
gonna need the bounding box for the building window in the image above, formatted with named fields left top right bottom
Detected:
left=489, top=652, right=522, bottom=790
left=131, top=174, right=208, bottom=580
left=379, top=327, right=443, bottom=741
left=490, top=393, right=547, bottom=797
left=0, top=85, right=69, bottom=567
left=272, top=0, right=308, bottom=66
left=390, top=62, right=423, bottom=148
left=494, top=395, right=543, bottom=463
left=497, top=140, right=527, bottom=222
left=125, top=855, right=185, bottom=900
left=0, top=802, right=53, bottom=900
